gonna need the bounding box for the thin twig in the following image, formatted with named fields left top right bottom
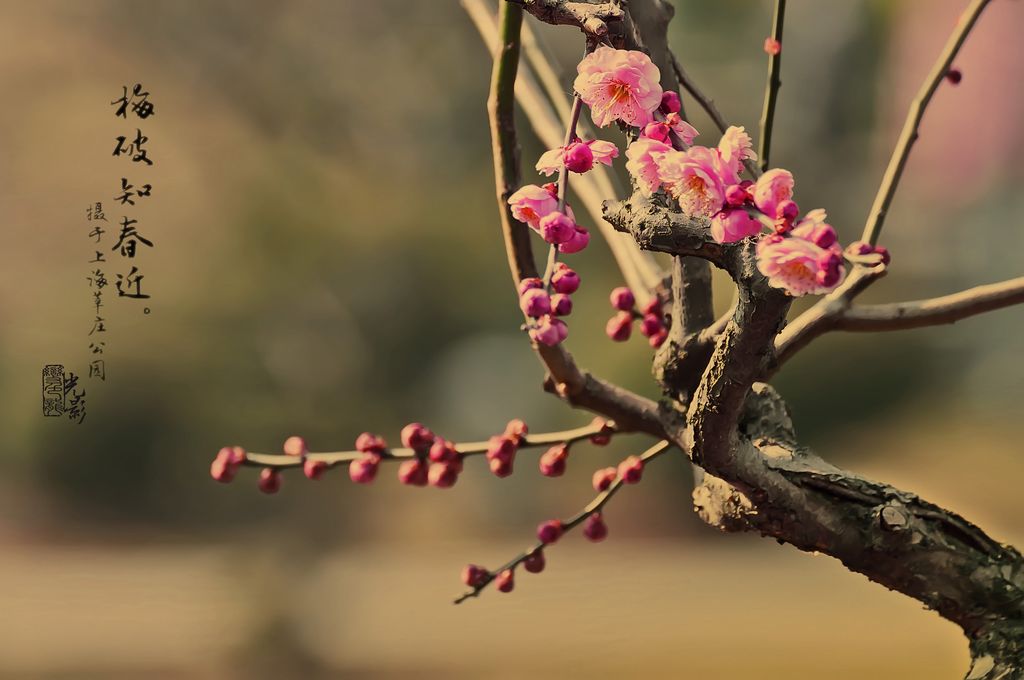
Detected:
left=241, top=420, right=616, bottom=469
left=861, top=0, right=993, bottom=245
left=838, top=275, right=1024, bottom=331
left=757, top=0, right=786, bottom=172
left=453, top=439, right=672, bottom=604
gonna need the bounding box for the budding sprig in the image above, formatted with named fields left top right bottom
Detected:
left=210, top=417, right=618, bottom=492
left=455, top=439, right=671, bottom=604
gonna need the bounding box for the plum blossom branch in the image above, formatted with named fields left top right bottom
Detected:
left=453, top=439, right=672, bottom=604
left=464, top=0, right=663, bottom=304
left=861, top=0, right=993, bottom=246
left=238, top=420, right=616, bottom=470
left=757, top=0, right=786, bottom=172
left=478, top=0, right=665, bottom=435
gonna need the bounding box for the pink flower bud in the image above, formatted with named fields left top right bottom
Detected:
left=609, top=286, right=635, bottom=311
left=462, top=564, right=489, bottom=588
left=660, top=90, right=682, bottom=114
left=764, top=37, right=782, bottom=55
left=210, top=456, right=236, bottom=483
left=400, top=423, right=434, bottom=451
left=725, top=184, right=748, bottom=207
left=355, top=432, right=387, bottom=454
left=537, top=519, right=564, bottom=545
left=538, top=212, right=576, bottom=245
left=559, top=226, right=591, bottom=254
left=777, top=199, right=799, bottom=222
left=641, top=297, right=662, bottom=316
left=518, top=277, right=543, bottom=296
left=489, top=456, right=513, bottom=478
left=844, top=241, right=874, bottom=257
left=504, top=419, right=529, bottom=444
left=639, top=313, right=664, bottom=338
left=530, top=315, right=568, bottom=346
left=606, top=311, right=633, bottom=342
left=946, top=67, right=962, bottom=85
left=563, top=141, right=594, bottom=173
left=583, top=513, right=608, bottom=542
left=520, top=288, right=552, bottom=318
left=806, top=224, right=837, bottom=249
left=486, top=435, right=517, bottom=464
left=589, top=417, right=613, bottom=446
left=397, top=459, right=428, bottom=486
left=258, top=468, right=281, bottom=494
left=642, top=121, right=671, bottom=143
left=282, top=436, right=307, bottom=457
left=496, top=568, right=515, bottom=593
left=428, top=462, right=459, bottom=488
left=874, top=245, right=891, bottom=265
left=523, top=549, right=546, bottom=574
left=550, top=264, right=580, bottom=294
left=429, top=438, right=458, bottom=463
left=349, top=455, right=380, bottom=484
left=592, top=466, right=617, bottom=492
left=303, top=459, right=328, bottom=480
left=539, top=443, right=569, bottom=478
left=649, top=329, right=668, bottom=348
left=618, top=455, right=644, bottom=484
left=550, top=293, right=573, bottom=317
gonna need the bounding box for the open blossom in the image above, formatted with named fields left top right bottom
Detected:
left=717, top=126, right=756, bottom=184
left=752, top=168, right=794, bottom=219
left=710, top=208, right=762, bottom=244
left=574, top=46, right=662, bottom=128
left=664, top=113, right=699, bottom=146
left=508, top=184, right=557, bottom=230
left=655, top=146, right=726, bottom=217
left=536, top=139, right=618, bottom=176
left=756, top=231, right=846, bottom=297
left=625, top=137, right=672, bottom=197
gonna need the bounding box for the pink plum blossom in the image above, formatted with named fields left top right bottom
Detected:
left=755, top=232, right=846, bottom=297
left=664, top=112, right=699, bottom=146
left=752, top=168, right=794, bottom=219
left=660, top=90, right=681, bottom=114
left=574, top=46, right=663, bottom=128
left=710, top=208, right=762, bottom=244
left=717, top=126, right=757, bottom=184
left=538, top=212, right=576, bottom=245
left=655, top=146, right=726, bottom=217
left=625, top=136, right=673, bottom=197
left=508, top=184, right=558, bottom=230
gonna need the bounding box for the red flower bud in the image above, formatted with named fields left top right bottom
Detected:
left=496, top=569, right=515, bottom=593
left=303, top=458, right=328, bottom=480
left=592, top=466, right=617, bottom=492
left=397, top=459, right=428, bottom=486
left=618, top=455, right=644, bottom=484
left=539, top=443, right=569, bottom=478
left=282, top=435, right=307, bottom=457
left=462, top=564, right=489, bottom=588
left=583, top=513, right=608, bottom=542
left=355, top=432, right=387, bottom=454
left=400, top=423, right=434, bottom=451
left=258, top=468, right=281, bottom=494
left=349, top=455, right=380, bottom=484
left=523, top=549, right=546, bottom=574
left=537, top=519, right=564, bottom=545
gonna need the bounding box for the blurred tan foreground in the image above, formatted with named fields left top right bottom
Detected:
left=0, top=539, right=967, bottom=679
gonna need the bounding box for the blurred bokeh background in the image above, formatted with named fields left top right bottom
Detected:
left=1, top=0, right=1022, bottom=677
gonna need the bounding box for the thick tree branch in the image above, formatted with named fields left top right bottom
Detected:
left=861, top=0, right=993, bottom=245
left=508, top=0, right=624, bottom=38
left=757, top=0, right=786, bottom=172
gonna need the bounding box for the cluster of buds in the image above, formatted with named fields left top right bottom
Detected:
left=508, top=183, right=590, bottom=255
left=210, top=445, right=247, bottom=484
left=605, top=287, right=668, bottom=347
left=844, top=240, right=892, bottom=267
left=518, top=262, right=579, bottom=346
left=485, top=419, right=529, bottom=477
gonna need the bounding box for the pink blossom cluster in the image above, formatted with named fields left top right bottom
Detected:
left=508, top=183, right=591, bottom=254
left=517, top=262, right=579, bottom=346
left=483, top=418, right=530, bottom=478
left=604, top=286, right=668, bottom=347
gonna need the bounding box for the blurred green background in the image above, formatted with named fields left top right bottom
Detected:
left=2, top=0, right=1023, bottom=677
